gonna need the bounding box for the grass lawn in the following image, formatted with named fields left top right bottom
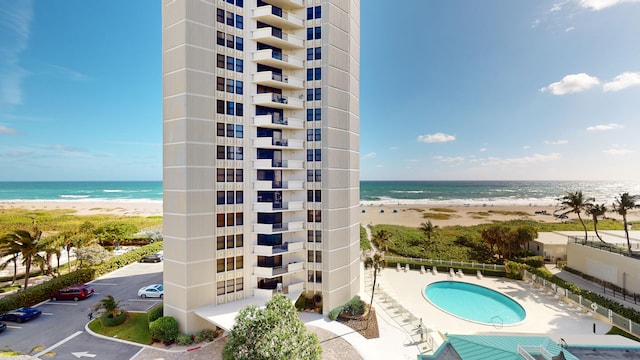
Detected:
left=607, top=325, right=640, bottom=342
left=88, top=312, right=152, bottom=345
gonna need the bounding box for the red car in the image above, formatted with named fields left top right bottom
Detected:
left=50, top=284, right=95, bottom=302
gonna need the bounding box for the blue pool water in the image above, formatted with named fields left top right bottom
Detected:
left=424, top=281, right=526, bottom=325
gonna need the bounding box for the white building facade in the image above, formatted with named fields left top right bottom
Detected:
left=162, top=0, right=360, bottom=332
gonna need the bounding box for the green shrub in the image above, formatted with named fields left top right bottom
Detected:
left=518, top=256, right=544, bottom=268
left=148, top=304, right=163, bottom=323
left=196, top=328, right=219, bottom=342
left=149, top=316, right=179, bottom=343
left=328, top=305, right=344, bottom=320
left=175, top=333, right=193, bottom=346
left=99, top=311, right=128, bottom=327
left=344, top=295, right=365, bottom=316
left=295, top=295, right=313, bottom=310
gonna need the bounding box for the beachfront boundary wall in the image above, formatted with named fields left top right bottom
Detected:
left=567, top=242, right=640, bottom=295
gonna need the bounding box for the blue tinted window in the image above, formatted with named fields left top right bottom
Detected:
left=236, top=59, right=243, bottom=73
left=314, top=88, right=321, bottom=100
left=236, top=37, right=243, bottom=51
left=237, top=0, right=243, bottom=7
left=307, top=48, right=314, bottom=60
left=307, top=28, right=313, bottom=40
left=226, top=57, right=234, bottom=70
left=227, top=79, right=234, bottom=93
left=236, top=103, right=243, bottom=116
left=314, top=68, right=321, bottom=80
left=315, top=6, right=321, bottom=18
left=227, top=102, right=234, bottom=115
left=307, top=150, right=313, bottom=161
left=315, top=129, right=321, bottom=141
left=315, top=149, right=321, bottom=161
left=307, top=69, right=313, bottom=81
left=307, top=89, right=314, bottom=101
left=236, top=80, right=243, bottom=94
left=315, top=47, right=321, bottom=60
left=315, top=26, right=321, bottom=39
left=314, top=108, right=321, bottom=121
left=236, top=125, right=243, bottom=138
left=306, top=109, right=313, bottom=121
left=307, top=7, right=313, bottom=20
left=236, top=15, right=243, bottom=29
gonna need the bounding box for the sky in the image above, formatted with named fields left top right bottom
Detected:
left=0, top=1, right=639, bottom=181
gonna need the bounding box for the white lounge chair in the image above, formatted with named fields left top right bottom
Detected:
left=476, top=270, right=483, bottom=279
left=420, top=265, right=426, bottom=274
left=404, top=264, right=410, bottom=272
left=432, top=266, right=438, bottom=275
left=397, top=263, right=401, bottom=272
left=457, top=269, right=464, bottom=278
left=449, top=268, right=455, bottom=277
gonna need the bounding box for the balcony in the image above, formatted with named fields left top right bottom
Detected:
left=252, top=27, right=304, bottom=49
left=253, top=261, right=305, bottom=277
left=259, top=0, right=304, bottom=10
left=253, top=200, right=304, bottom=212
left=253, top=221, right=304, bottom=233
left=253, top=71, right=304, bottom=90
left=253, top=280, right=305, bottom=298
left=252, top=159, right=304, bottom=169
left=254, top=180, right=304, bottom=191
left=252, top=49, right=304, bottom=70
left=253, top=240, right=305, bottom=256
left=252, top=5, right=304, bottom=29
left=253, top=93, right=304, bottom=110
left=253, top=137, right=304, bottom=149
left=253, top=114, right=304, bottom=129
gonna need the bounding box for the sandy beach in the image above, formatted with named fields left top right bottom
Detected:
left=1, top=200, right=638, bottom=228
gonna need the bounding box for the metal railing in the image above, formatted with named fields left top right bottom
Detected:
left=524, top=269, right=640, bottom=338
left=383, top=255, right=505, bottom=271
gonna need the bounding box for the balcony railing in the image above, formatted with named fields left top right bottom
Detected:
left=253, top=201, right=304, bottom=212
left=258, top=0, right=304, bottom=10
left=252, top=159, right=304, bottom=169
left=253, top=261, right=305, bottom=277
left=252, top=27, right=304, bottom=49
left=253, top=137, right=304, bottom=149
left=253, top=221, right=304, bottom=233
left=253, top=241, right=305, bottom=256
left=253, top=180, right=304, bottom=191
left=253, top=71, right=304, bottom=90
left=252, top=5, right=303, bottom=29
left=252, top=49, right=304, bottom=69
left=253, top=280, right=305, bottom=297
left=253, top=93, right=304, bottom=110
left=253, top=114, right=304, bottom=129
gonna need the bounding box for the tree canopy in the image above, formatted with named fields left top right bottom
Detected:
left=223, top=294, right=321, bottom=360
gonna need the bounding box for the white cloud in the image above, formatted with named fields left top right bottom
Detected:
left=603, top=72, right=640, bottom=92
left=0, top=1, right=33, bottom=106
left=586, top=123, right=624, bottom=131
left=389, top=146, right=399, bottom=151
left=46, top=144, right=86, bottom=153
left=481, top=153, right=561, bottom=167
left=363, top=152, right=376, bottom=159
left=579, top=0, right=640, bottom=11
left=604, top=148, right=633, bottom=155
left=540, top=73, right=600, bottom=95
left=522, top=145, right=531, bottom=150
left=545, top=139, right=569, bottom=145
left=433, top=155, right=465, bottom=164
left=565, top=26, right=575, bottom=32
left=479, top=148, right=487, bottom=152
left=417, top=132, right=456, bottom=143
left=47, top=64, right=93, bottom=82
left=0, top=125, right=19, bottom=135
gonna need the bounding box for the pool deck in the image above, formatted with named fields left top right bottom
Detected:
left=368, top=265, right=636, bottom=357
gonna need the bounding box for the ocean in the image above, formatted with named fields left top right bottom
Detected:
left=0, top=180, right=637, bottom=207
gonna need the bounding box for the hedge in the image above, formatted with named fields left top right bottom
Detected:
left=99, top=311, right=128, bottom=327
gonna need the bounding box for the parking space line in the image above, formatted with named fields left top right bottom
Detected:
left=34, top=330, right=82, bottom=358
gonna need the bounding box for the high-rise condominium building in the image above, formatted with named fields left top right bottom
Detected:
left=162, top=0, right=360, bottom=332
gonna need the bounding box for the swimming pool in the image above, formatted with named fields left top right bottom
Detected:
left=424, top=281, right=526, bottom=326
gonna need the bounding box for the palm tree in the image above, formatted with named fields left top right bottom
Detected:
left=419, top=221, right=438, bottom=242
left=513, top=226, right=537, bottom=257
left=558, top=191, right=594, bottom=242
left=0, top=237, right=21, bottom=285
left=363, top=252, right=386, bottom=326
left=586, top=203, right=608, bottom=244
left=2, top=221, right=44, bottom=289
left=371, top=229, right=392, bottom=252
left=613, top=193, right=639, bottom=255
left=94, top=295, right=124, bottom=318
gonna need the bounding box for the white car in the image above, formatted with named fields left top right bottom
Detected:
left=138, top=284, right=164, bottom=298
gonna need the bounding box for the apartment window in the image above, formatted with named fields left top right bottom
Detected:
left=236, top=277, right=244, bottom=292
left=306, top=109, right=313, bottom=121
left=227, top=212, right=234, bottom=226
left=314, top=88, right=321, bottom=100
left=307, top=169, right=321, bottom=182
left=315, top=169, right=321, bottom=182
left=236, top=37, right=243, bottom=51
left=307, top=6, right=321, bottom=20
left=227, top=101, right=235, bottom=116
left=217, top=8, right=225, bottom=23
left=217, top=168, right=225, bottom=182
left=315, top=149, right=321, bottom=161
left=217, top=191, right=225, bottom=205
left=227, top=235, right=235, bottom=249
left=315, top=230, right=322, bottom=243
left=217, top=214, right=225, bottom=227
left=236, top=146, right=243, bottom=160
left=314, top=47, right=321, bottom=60
left=315, top=210, right=322, bottom=222
left=307, top=26, right=321, bottom=40
left=235, top=124, right=243, bottom=138
left=314, top=128, right=321, bottom=141
left=217, top=77, right=225, bottom=92
left=307, top=48, right=313, bottom=61
left=217, top=54, right=225, bottom=68
left=217, top=122, right=225, bottom=136
left=226, top=56, right=234, bottom=71
left=227, top=168, right=235, bottom=182
left=226, top=191, right=234, bottom=205
left=236, top=80, right=243, bottom=94
left=307, top=129, right=314, bottom=141
left=217, top=259, right=225, bottom=273
left=226, top=79, right=235, bottom=93
left=306, top=89, right=314, bottom=101
left=217, top=31, right=225, bottom=46
left=217, top=236, right=225, bottom=250
left=236, top=191, right=243, bottom=204
left=227, top=146, right=235, bottom=160
left=236, top=169, right=244, bottom=182
left=307, top=149, right=314, bottom=162
left=236, top=59, right=244, bottom=73
left=236, top=212, right=244, bottom=225
left=236, top=256, right=244, bottom=270
left=307, top=170, right=314, bottom=182
left=315, top=190, right=321, bottom=202
left=236, top=15, right=243, bottom=29
left=314, top=108, right=321, bottom=121
left=227, top=0, right=243, bottom=6
left=308, top=230, right=314, bottom=242
left=227, top=257, right=234, bottom=271
left=217, top=145, right=225, bottom=159
left=314, top=68, right=321, bottom=80
left=306, top=69, right=313, bottom=81
left=307, top=190, right=321, bottom=203
left=216, top=100, right=224, bottom=114
left=226, top=12, right=234, bottom=26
